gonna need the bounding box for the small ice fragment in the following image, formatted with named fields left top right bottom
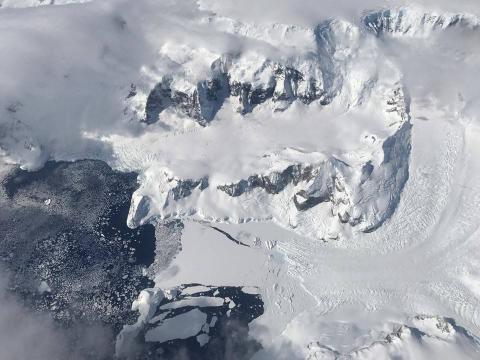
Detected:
left=165, top=287, right=180, bottom=300
left=210, top=316, right=218, bottom=327
left=159, top=296, right=224, bottom=310
left=196, top=333, right=210, bottom=347
left=241, top=286, right=259, bottom=295
left=181, top=285, right=210, bottom=295
left=38, top=281, right=51, bottom=294
left=201, top=322, right=210, bottom=334
left=145, top=309, right=207, bottom=343
left=44, top=198, right=51, bottom=206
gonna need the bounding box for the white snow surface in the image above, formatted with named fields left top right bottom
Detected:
left=145, top=308, right=208, bottom=343
left=0, top=0, right=91, bottom=8
left=2, top=0, right=480, bottom=359
left=180, top=285, right=211, bottom=296
left=158, top=296, right=224, bottom=310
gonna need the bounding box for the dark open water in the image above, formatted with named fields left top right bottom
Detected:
left=0, top=160, right=264, bottom=360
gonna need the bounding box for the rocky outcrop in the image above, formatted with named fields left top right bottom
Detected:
left=143, top=58, right=230, bottom=126
left=140, top=19, right=360, bottom=126
left=128, top=14, right=414, bottom=237
left=307, top=315, right=480, bottom=359
left=214, top=118, right=411, bottom=234
left=144, top=78, right=172, bottom=125
left=218, top=164, right=313, bottom=197
left=364, top=8, right=480, bottom=37
left=128, top=174, right=209, bottom=227
left=218, top=159, right=351, bottom=213
left=143, top=59, right=328, bottom=126
left=293, top=165, right=337, bottom=211
left=351, top=121, right=412, bottom=232
left=170, top=176, right=209, bottom=201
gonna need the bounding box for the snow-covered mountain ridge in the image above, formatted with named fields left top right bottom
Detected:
left=2, top=1, right=480, bottom=359
left=364, top=7, right=480, bottom=37
left=123, top=11, right=415, bottom=239
left=1, top=2, right=477, bottom=239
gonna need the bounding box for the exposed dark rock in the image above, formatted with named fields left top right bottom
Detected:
left=170, top=176, right=209, bottom=201
left=210, top=226, right=250, bottom=247
left=145, top=78, right=172, bottom=124
left=293, top=189, right=330, bottom=211
left=360, top=121, right=412, bottom=233
left=196, top=75, right=230, bottom=125
left=127, top=83, right=137, bottom=99
left=142, top=50, right=333, bottom=126
left=218, top=164, right=313, bottom=197
left=292, top=166, right=338, bottom=211
left=360, top=161, right=374, bottom=185
left=363, top=9, right=479, bottom=36
left=230, top=81, right=276, bottom=115
left=314, top=21, right=344, bottom=104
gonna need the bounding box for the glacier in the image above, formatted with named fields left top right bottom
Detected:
left=1, top=0, right=480, bottom=359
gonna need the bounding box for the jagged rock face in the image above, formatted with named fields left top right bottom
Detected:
left=364, top=8, right=480, bottom=37
left=144, top=74, right=230, bottom=126
left=143, top=59, right=328, bottom=126
left=138, top=19, right=359, bottom=126
left=131, top=8, right=479, bottom=129
left=124, top=12, right=417, bottom=239
left=305, top=315, right=480, bottom=359
left=353, top=121, right=412, bottom=232
left=218, top=164, right=313, bottom=197
left=293, top=166, right=336, bottom=212
left=145, top=79, right=172, bottom=125
left=171, top=176, right=209, bottom=200
left=213, top=122, right=412, bottom=234
left=217, top=160, right=350, bottom=214
left=230, top=80, right=275, bottom=114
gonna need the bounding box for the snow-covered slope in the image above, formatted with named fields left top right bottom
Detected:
left=121, top=14, right=413, bottom=240
left=364, top=7, right=480, bottom=37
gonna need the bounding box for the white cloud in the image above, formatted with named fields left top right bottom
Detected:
left=0, top=271, right=114, bottom=360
